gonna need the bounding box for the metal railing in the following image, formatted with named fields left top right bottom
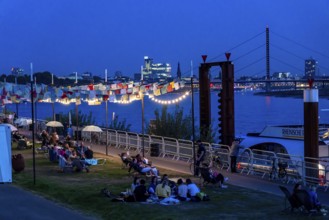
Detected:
left=80, top=128, right=329, bottom=190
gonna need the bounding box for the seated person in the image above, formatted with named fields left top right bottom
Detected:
left=120, top=152, right=133, bottom=167
left=135, top=154, right=151, bottom=166
left=12, top=131, right=23, bottom=141
left=308, top=186, right=324, bottom=212
left=134, top=179, right=149, bottom=202
left=76, top=142, right=88, bottom=157
left=68, top=151, right=89, bottom=173
left=84, top=146, right=94, bottom=159
left=156, top=180, right=171, bottom=199
left=208, top=161, right=228, bottom=188
left=160, top=174, right=177, bottom=195
left=130, top=156, right=158, bottom=177
left=131, top=177, right=140, bottom=192
left=148, top=176, right=158, bottom=196
left=176, top=178, right=187, bottom=201
left=186, top=178, right=201, bottom=201
left=41, top=130, right=49, bottom=146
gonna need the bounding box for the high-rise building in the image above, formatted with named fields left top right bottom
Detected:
left=176, top=62, right=182, bottom=80
left=305, top=57, right=318, bottom=78
left=142, top=56, right=171, bottom=82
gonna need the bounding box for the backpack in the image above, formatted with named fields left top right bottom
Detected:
left=197, top=192, right=210, bottom=201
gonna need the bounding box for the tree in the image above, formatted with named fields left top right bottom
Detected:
left=106, top=115, right=131, bottom=131
left=45, top=110, right=96, bottom=127
left=147, top=105, right=193, bottom=140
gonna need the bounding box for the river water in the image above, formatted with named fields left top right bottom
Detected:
left=6, top=91, right=329, bottom=141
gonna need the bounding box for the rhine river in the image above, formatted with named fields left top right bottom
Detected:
left=6, top=91, right=329, bottom=141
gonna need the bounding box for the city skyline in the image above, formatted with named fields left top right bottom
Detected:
left=1, top=0, right=329, bottom=78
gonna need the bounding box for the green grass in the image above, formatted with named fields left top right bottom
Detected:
left=11, top=147, right=313, bottom=220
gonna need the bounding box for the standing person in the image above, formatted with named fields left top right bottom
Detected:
left=195, top=140, right=206, bottom=176
left=229, top=140, right=242, bottom=173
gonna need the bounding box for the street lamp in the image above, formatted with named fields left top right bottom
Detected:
left=105, top=69, right=109, bottom=156
left=51, top=73, right=55, bottom=120
left=190, top=60, right=196, bottom=175
left=30, top=63, right=36, bottom=185
left=140, top=66, right=145, bottom=157
left=75, top=72, right=79, bottom=141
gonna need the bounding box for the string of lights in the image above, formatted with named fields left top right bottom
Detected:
left=149, top=91, right=190, bottom=105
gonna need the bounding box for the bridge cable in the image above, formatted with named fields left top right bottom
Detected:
left=233, top=43, right=266, bottom=62
left=271, top=43, right=329, bottom=73
left=180, top=31, right=266, bottom=78
left=271, top=31, right=329, bottom=59
left=271, top=56, right=304, bottom=73
left=235, top=57, right=266, bottom=74
left=209, top=30, right=266, bottom=62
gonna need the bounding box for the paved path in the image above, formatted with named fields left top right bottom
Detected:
left=0, top=184, right=97, bottom=220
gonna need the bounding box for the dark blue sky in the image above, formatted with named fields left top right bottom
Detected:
left=1, top=0, right=329, bottom=78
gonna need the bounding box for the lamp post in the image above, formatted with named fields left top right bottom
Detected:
left=15, top=76, right=19, bottom=118
left=34, top=77, right=38, bottom=133
left=51, top=73, right=55, bottom=120
left=30, top=63, right=36, bottom=185
left=75, top=72, right=79, bottom=141
left=105, top=69, right=109, bottom=156
left=190, top=60, right=196, bottom=175
left=141, top=66, right=145, bottom=157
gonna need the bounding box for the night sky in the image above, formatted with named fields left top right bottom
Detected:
left=1, top=0, right=328, bottom=78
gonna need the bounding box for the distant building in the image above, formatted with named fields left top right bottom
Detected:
left=272, top=72, right=291, bottom=79
left=142, top=56, right=172, bottom=82
left=81, top=72, right=93, bottom=80
left=176, top=62, right=182, bottom=80
left=11, top=67, right=24, bottom=76
left=305, top=57, right=318, bottom=78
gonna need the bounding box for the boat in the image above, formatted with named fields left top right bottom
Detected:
left=237, top=124, right=329, bottom=180
left=238, top=124, right=329, bottom=157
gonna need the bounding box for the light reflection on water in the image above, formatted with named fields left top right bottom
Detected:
left=6, top=91, right=329, bottom=141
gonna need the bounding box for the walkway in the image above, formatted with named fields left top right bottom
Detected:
left=0, top=184, right=96, bottom=220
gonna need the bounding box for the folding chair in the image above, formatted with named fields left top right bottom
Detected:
left=278, top=185, right=302, bottom=212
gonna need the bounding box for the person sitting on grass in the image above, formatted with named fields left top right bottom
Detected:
left=134, top=179, right=149, bottom=202
left=156, top=179, right=171, bottom=199
left=176, top=178, right=188, bottom=201
left=131, top=177, right=140, bottom=192
left=84, top=146, right=94, bottom=159
left=208, top=161, right=229, bottom=188
left=186, top=178, right=201, bottom=201
left=308, top=186, right=327, bottom=213
left=148, top=176, right=158, bottom=197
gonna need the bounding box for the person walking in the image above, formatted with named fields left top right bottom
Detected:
left=229, top=140, right=242, bottom=173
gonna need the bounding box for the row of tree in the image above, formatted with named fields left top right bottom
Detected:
left=0, top=72, right=103, bottom=86
left=52, top=105, right=215, bottom=143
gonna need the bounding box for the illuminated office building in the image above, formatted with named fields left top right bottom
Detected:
left=305, top=57, right=318, bottom=78
left=142, top=56, right=172, bottom=82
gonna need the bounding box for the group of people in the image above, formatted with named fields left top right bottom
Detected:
left=125, top=174, right=203, bottom=202
left=47, top=139, right=94, bottom=173
left=292, top=183, right=327, bottom=213
left=120, top=153, right=159, bottom=177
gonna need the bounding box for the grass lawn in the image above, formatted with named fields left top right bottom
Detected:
left=11, top=145, right=316, bottom=220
